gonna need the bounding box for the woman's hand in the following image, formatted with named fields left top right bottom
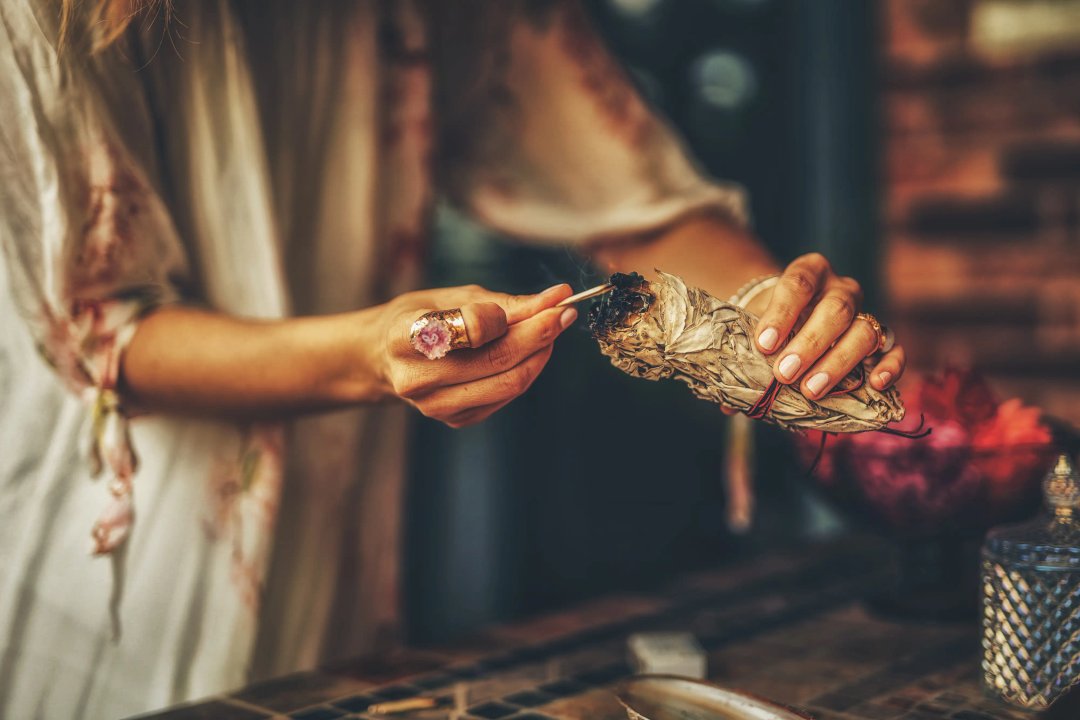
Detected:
left=586, top=214, right=902, bottom=405
left=375, top=283, right=577, bottom=428
left=750, top=253, right=906, bottom=399
left=121, top=283, right=575, bottom=422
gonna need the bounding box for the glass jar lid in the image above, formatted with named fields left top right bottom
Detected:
left=983, top=454, right=1080, bottom=568
left=1044, top=454, right=1080, bottom=519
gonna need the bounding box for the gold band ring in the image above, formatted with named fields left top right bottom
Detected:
left=856, top=312, right=894, bottom=355
left=410, top=309, right=471, bottom=360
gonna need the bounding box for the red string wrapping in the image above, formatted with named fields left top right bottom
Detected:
left=746, top=379, right=782, bottom=420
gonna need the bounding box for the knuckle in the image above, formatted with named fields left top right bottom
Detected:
left=799, top=252, right=829, bottom=271
left=537, top=318, right=558, bottom=344
left=821, top=293, right=855, bottom=323
left=769, top=301, right=799, bottom=323
left=486, top=340, right=516, bottom=372
left=391, top=318, right=415, bottom=353
left=798, top=328, right=828, bottom=353
left=498, top=366, right=531, bottom=397
left=781, top=271, right=817, bottom=297
left=387, top=296, right=409, bottom=317
left=393, top=368, right=427, bottom=399
left=831, top=348, right=858, bottom=372
left=838, top=275, right=862, bottom=294
left=846, top=279, right=865, bottom=304
left=497, top=294, right=524, bottom=315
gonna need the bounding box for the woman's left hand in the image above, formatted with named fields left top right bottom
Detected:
left=751, top=252, right=906, bottom=400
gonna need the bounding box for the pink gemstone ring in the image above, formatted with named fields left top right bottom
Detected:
left=409, top=309, right=471, bottom=360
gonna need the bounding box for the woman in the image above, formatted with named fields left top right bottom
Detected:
left=0, top=1, right=906, bottom=717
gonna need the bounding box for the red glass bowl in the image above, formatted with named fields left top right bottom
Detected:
left=799, top=438, right=1057, bottom=539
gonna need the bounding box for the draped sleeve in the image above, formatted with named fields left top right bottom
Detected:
left=0, top=1, right=188, bottom=553
left=433, top=0, right=749, bottom=245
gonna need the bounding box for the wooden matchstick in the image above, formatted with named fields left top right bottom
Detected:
left=556, top=283, right=614, bottom=307
left=367, top=697, right=438, bottom=714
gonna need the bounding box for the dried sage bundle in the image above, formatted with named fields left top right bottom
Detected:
left=589, top=272, right=906, bottom=433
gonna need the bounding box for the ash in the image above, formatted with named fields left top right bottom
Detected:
left=588, top=272, right=653, bottom=336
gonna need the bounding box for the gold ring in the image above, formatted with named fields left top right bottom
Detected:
left=856, top=312, right=890, bottom=354
left=410, top=309, right=471, bottom=360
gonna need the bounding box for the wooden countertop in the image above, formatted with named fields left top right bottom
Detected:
left=132, top=540, right=1062, bottom=720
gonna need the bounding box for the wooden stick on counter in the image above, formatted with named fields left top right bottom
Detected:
left=367, top=697, right=438, bottom=715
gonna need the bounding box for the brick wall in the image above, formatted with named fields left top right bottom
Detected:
left=881, top=0, right=1080, bottom=425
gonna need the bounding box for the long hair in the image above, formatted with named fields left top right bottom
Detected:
left=58, top=0, right=166, bottom=52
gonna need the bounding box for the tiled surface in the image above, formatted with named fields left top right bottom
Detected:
left=132, top=699, right=272, bottom=720
left=323, top=649, right=454, bottom=686
left=231, top=669, right=374, bottom=712
left=133, top=543, right=1065, bottom=719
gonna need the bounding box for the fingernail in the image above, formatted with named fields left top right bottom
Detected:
left=758, top=327, right=779, bottom=352
left=806, top=372, right=829, bottom=397
left=541, top=283, right=569, bottom=298
left=778, top=354, right=801, bottom=381
left=559, top=307, right=578, bottom=329
left=877, top=371, right=893, bottom=387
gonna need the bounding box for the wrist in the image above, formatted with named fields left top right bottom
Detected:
left=320, top=305, right=394, bottom=405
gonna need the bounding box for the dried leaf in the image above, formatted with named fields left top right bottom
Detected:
left=590, top=271, right=906, bottom=433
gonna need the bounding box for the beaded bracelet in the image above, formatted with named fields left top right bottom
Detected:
left=729, top=274, right=780, bottom=310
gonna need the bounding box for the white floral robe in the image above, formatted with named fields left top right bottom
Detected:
left=0, top=1, right=746, bottom=717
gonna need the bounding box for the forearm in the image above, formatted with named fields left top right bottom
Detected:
left=120, top=305, right=388, bottom=417
left=589, top=212, right=779, bottom=306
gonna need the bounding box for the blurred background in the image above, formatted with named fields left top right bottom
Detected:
left=405, top=0, right=1080, bottom=645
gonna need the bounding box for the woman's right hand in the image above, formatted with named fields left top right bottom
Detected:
left=374, top=283, right=577, bottom=428
left=121, top=282, right=576, bottom=421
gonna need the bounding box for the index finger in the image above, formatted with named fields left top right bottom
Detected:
left=754, top=253, right=829, bottom=355
left=494, top=284, right=573, bottom=324
left=399, top=305, right=576, bottom=392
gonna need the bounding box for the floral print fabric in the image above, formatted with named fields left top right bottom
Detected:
left=0, top=1, right=746, bottom=718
